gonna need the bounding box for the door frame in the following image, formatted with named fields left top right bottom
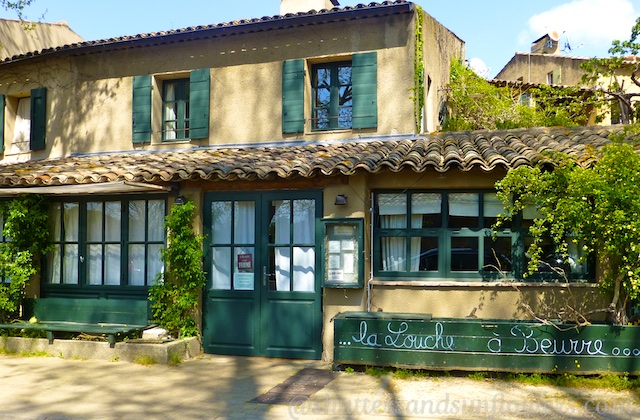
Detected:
left=202, top=189, right=323, bottom=359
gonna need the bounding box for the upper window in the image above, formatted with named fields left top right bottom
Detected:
left=132, top=69, right=209, bottom=144
left=312, top=61, right=353, bottom=130
left=373, top=191, right=591, bottom=282
left=47, top=197, right=166, bottom=287
left=0, top=87, right=47, bottom=154
left=282, top=52, right=377, bottom=134
left=162, top=78, right=190, bottom=141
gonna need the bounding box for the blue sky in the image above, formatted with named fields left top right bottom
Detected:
left=2, top=0, right=639, bottom=78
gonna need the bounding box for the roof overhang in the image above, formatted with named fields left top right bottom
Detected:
left=0, top=181, right=171, bottom=196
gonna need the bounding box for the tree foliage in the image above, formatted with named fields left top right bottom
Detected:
left=0, top=195, right=50, bottom=322
left=495, top=127, right=640, bottom=324
left=442, top=60, right=593, bottom=131
left=581, top=17, right=640, bottom=124
left=148, top=200, right=206, bottom=338
left=1, top=1, right=35, bottom=21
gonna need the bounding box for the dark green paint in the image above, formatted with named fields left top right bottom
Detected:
left=282, top=59, right=305, bottom=134
left=30, top=87, right=46, bottom=151
left=334, top=312, right=640, bottom=374
left=352, top=52, right=377, bottom=129
left=132, top=75, right=152, bottom=143
left=189, top=68, right=210, bottom=139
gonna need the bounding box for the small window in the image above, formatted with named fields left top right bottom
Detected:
left=11, top=97, right=30, bottom=153
left=162, top=79, right=190, bottom=140
left=312, top=61, right=353, bottom=130
left=546, top=71, right=554, bottom=85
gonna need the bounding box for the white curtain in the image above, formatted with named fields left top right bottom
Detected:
left=449, top=193, right=479, bottom=217
left=12, top=97, right=30, bottom=153
left=292, top=200, right=315, bottom=292
left=379, top=194, right=406, bottom=271
left=211, top=201, right=232, bottom=290
left=48, top=203, right=62, bottom=284
left=410, top=194, right=440, bottom=271
left=164, top=83, right=177, bottom=139
left=63, top=203, right=79, bottom=285
left=484, top=193, right=503, bottom=218
left=273, top=200, right=291, bottom=291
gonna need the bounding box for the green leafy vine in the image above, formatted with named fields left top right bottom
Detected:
left=148, top=199, right=206, bottom=338
left=0, top=195, right=51, bottom=322
left=413, top=6, right=425, bottom=133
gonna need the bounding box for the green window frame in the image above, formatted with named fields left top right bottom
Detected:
left=46, top=196, right=166, bottom=288
left=162, top=78, right=190, bottom=141
left=373, top=190, right=593, bottom=282
left=312, top=61, right=353, bottom=130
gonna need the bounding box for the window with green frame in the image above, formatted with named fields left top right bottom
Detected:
left=373, top=191, right=593, bottom=281
left=162, top=78, right=190, bottom=141
left=312, top=61, right=353, bottom=130
left=47, top=197, right=166, bottom=287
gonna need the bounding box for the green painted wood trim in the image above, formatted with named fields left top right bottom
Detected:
left=352, top=52, right=377, bottom=129
left=334, top=314, right=640, bottom=374
left=0, top=94, right=4, bottom=154
left=189, top=68, right=210, bottom=139
left=282, top=59, right=305, bottom=134
left=33, top=297, right=148, bottom=325
left=132, top=75, right=152, bottom=143
left=30, top=87, right=46, bottom=151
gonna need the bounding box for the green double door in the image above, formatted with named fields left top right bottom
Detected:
left=202, top=191, right=323, bottom=359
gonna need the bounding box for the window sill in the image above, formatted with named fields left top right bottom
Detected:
left=369, top=279, right=598, bottom=288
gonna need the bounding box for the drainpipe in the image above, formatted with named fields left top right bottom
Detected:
left=367, top=192, right=374, bottom=312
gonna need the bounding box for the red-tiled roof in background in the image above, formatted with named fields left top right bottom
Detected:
left=0, top=126, right=626, bottom=189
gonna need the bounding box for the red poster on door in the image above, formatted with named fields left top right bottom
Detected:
left=237, top=254, right=253, bottom=271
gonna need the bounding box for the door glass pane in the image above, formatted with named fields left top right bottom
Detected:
left=147, top=244, right=163, bottom=284
left=233, top=247, right=254, bottom=291
left=128, top=244, right=145, bottom=286
left=271, top=200, right=290, bottom=244
left=272, top=247, right=291, bottom=291
left=63, top=203, right=79, bottom=242
left=147, top=200, right=165, bottom=242
left=293, top=247, right=314, bottom=292
left=234, top=202, right=255, bottom=244
left=483, top=193, right=508, bottom=228
left=293, top=199, right=314, bottom=244
left=211, top=247, right=231, bottom=290
left=211, top=201, right=232, bottom=244
left=129, top=200, right=146, bottom=241
left=87, top=202, right=103, bottom=242
left=88, top=244, right=102, bottom=285
left=105, top=202, right=121, bottom=241
left=105, top=244, right=121, bottom=285
left=381, top=237, right=406, bottom=271
left=451, top=237, right=479, bottom=271
left=63, top=244, right=78, bottom=284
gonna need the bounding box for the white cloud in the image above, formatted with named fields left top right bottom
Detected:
left=519, top=0, right=638, bottom=56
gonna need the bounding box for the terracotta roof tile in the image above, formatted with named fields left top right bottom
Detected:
left=0, top=126, right=631, bottom=189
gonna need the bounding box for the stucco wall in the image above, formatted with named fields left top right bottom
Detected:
left=0, top=12, right=423, bottom=163
left=319, top=167, right=608, bottom=361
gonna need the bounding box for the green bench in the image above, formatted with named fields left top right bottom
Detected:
left=0, top=297, right=150, bottom=348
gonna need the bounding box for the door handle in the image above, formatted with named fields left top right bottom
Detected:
left=262, top=266, right=267, bottom=287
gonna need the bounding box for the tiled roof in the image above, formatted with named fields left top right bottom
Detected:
left=0, top=126, right=628, bottom=188
left=0, top=1, right=412, bottom=65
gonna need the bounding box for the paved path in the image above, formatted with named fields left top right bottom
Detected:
left=0, top=354, right=638, bottom=419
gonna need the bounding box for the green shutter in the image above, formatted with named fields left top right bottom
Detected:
left=352, top=52, right=377, bottom=129
left=282, top=59, right=305, bottom=134
left=0, top=95, right=4, bottom=154
left=30, top=87, right=46, bottom=151
left=132, top=75, right=152, bottom=144
left=189, top=68, right=210, bottom=139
